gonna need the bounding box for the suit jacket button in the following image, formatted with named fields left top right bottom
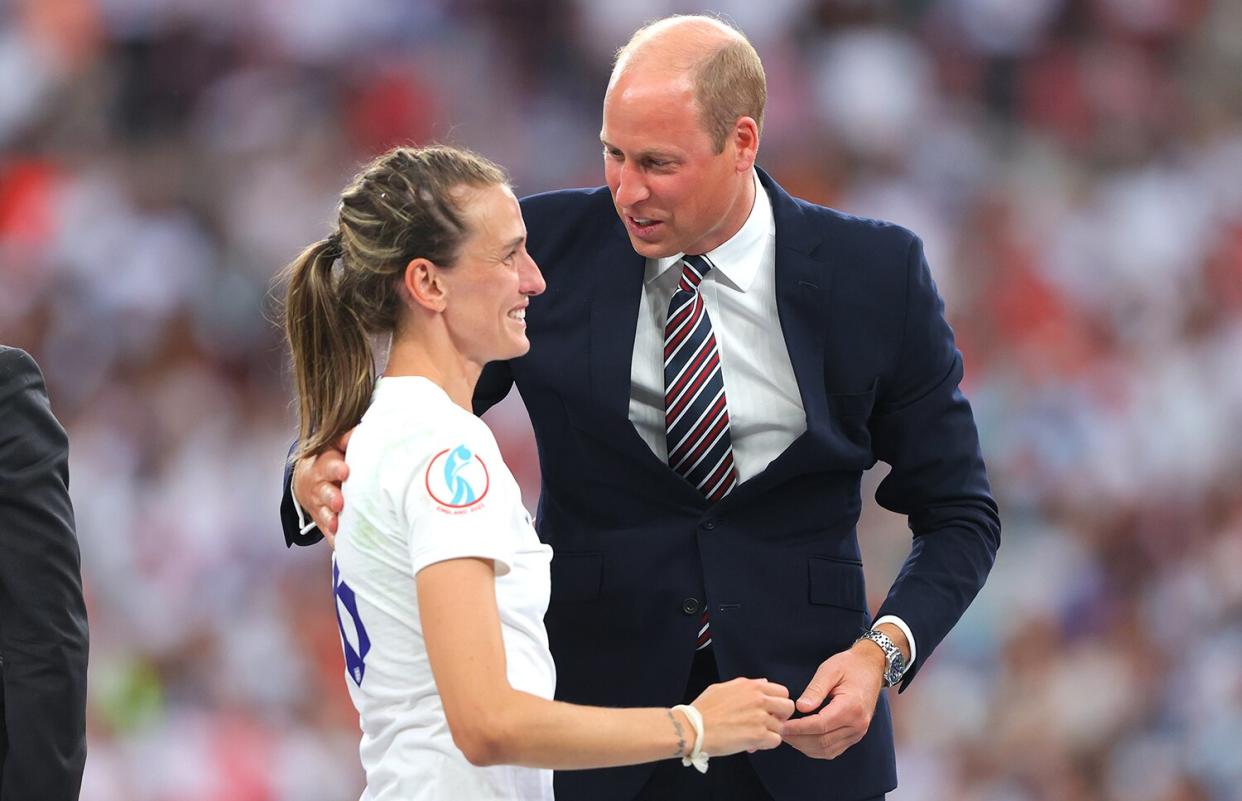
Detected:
left=702, top=519, right=716, bottom=531
left=682, top=597, right=701, bottom=615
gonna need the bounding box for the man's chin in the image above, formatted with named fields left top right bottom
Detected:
left=624, top=232, right=678, bottom=260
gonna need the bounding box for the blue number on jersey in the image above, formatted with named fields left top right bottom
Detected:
left=333, top=560, right=371, bottom=686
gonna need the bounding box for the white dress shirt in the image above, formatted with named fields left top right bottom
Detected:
left=626, top=170, right=917, bottom=666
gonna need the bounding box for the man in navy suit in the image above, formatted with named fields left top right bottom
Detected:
left=284, top=15, right=999, bottom=801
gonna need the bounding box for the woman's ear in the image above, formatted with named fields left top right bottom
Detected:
left=403, top=258, right=447, bottom=312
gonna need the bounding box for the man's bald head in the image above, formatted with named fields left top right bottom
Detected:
left=610, top=15, right=766, bottom=154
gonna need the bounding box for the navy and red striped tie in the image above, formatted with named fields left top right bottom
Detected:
left=664, top=254, right=738, bottom=650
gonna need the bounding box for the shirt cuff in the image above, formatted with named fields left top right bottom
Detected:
left=873, top=614, right=916, bottom=666
left=291, top=492, right=318, bottom=536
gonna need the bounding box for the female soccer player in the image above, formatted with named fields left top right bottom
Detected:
left=281, top=145, right=793, bottom=800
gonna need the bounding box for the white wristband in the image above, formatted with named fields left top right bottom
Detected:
left=672, top=704, right=708, bottom=773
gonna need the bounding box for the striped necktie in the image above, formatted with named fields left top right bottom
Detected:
left=664, top=254, right=739, bottom=650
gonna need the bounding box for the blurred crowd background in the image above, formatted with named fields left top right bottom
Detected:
left=2, top=0, right=1241, bottom=799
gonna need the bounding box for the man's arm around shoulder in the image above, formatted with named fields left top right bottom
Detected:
left=278, top=359, right=516, bottom=548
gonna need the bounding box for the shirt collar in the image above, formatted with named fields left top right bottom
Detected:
left=646, top=169, right=771, bottom=293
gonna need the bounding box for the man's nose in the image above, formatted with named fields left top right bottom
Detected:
left=614, top=162, right=650, bottom=208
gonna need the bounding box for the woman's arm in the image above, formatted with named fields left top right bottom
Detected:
left=417, top=557, right=793, bottom=769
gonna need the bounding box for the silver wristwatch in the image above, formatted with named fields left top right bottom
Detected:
left=858, top=629, right=908, bottom=688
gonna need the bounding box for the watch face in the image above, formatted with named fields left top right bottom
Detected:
left=884, top=648, right=906, bottom=686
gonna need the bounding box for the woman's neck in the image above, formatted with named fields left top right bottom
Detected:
left=383, top=333, right=481, bottom=412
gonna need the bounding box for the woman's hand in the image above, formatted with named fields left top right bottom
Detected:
left=689, top=677, right=795, bottom=757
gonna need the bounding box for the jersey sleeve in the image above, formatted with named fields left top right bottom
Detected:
left=390, top=420, right=516, bottom=578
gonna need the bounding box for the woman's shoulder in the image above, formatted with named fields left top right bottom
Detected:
left=351, top=380, right=500, bottom=490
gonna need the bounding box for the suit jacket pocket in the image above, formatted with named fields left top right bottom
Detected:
left=825, top=381, right=878, bottom=461
left=807, top=556, right=867, bottom=613
left=826, top=380, right=877, bottom=420
left=550, top=552, right=603, bottom=603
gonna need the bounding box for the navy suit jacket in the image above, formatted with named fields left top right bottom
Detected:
left=282, top=169, right=1000, bottom=801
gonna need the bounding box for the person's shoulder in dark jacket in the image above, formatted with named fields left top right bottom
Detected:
left=0, top=345, right=89, bottom=801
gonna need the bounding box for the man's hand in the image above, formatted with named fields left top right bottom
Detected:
left=292, top=431, right=352, bottom=547
left=781, top=624, right=907, bottom=759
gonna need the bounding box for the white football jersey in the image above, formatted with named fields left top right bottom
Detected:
left=332, top=376, right=555, bottom=801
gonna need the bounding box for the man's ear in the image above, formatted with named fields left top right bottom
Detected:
left=403, top=258, right=447, bottom=312
left=732, top=116, right=759, bottom=173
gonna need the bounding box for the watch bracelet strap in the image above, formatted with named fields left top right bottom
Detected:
left=858, top=628, right=907, bottom=687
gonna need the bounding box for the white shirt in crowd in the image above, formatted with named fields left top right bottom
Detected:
left=333, top=376, right=556, bottom=801
left=627, top=169, right=917, bottom=663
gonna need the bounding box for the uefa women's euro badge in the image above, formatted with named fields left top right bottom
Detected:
left=425, top=444, right=490, bottom=513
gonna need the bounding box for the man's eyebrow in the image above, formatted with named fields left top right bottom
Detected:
left=500, top=235, right=525, bottom=251
left=599, top=141, right=681, bottom=161
left=635, top=150, right=681, bottom=162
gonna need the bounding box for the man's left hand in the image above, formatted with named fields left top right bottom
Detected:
left=780, top=636, right=888, bottom=759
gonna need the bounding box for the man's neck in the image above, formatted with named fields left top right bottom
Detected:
left=687, top=170, right=757, bottom=256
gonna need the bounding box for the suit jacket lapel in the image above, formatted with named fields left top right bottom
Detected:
left=764, top=169, right=831, bottom=434
left=589, top=217, right=645, bottom=422
left=719, top=170, right=833, bottom=509
left=585, top=217, right=704, bottom=500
